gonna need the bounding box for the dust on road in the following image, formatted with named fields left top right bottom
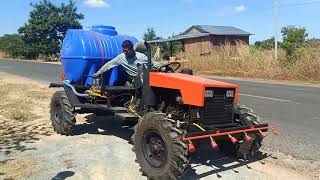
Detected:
left=0, top=72, right=319, bottom=180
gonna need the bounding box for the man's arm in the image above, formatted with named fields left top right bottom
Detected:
left=93, top=55, right=122, bottom=77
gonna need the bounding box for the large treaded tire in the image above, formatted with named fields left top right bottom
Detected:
left=50, top=91, right=76, bottom=135
left=218, top=105, right=263, bottom=160
left=132, top=113, right=189, bottom=180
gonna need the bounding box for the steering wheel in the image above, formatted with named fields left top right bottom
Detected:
left=157, top=62, right=181, bottom=72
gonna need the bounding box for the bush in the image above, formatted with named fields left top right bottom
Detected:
left=0, top=34, right=27, bottom=58
left=281, top=25, right=308, bottom=61
left=182, top=42, right=320, bottom=82
left=255, top=37, right=280, bottom=50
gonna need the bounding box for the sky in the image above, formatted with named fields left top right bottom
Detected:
left=0, top=0, right=319, bottom=44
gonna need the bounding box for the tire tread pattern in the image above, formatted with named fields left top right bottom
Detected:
left=132, top=113, right=190, bottom=180
left=50, top=91, right=76, bottom=135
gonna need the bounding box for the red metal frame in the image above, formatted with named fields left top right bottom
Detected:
left=182, top=126, right=273, bottom=141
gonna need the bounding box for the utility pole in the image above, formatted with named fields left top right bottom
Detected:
left=274, top=0, right=278, bottom=63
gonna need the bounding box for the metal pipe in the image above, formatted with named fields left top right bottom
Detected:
left=158, top=100, right=166, bottom=112
left=63, top=80, right=89, bottom=97
left=182, top=126, right=273, bottom=141
left=144, top=41, right=152, bottom=70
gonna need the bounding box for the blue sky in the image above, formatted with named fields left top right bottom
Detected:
left=0, top=0, right=319, bottom=43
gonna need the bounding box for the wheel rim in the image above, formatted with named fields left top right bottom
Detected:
left=53, top=101, right=63, bottom=124
left=142, top=129, right=167, bottom=168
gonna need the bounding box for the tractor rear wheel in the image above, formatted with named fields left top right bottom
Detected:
left=50, top=91, right=76, bottom=135
left=218, top=105, right=263, bottom=160
left=132, top=113, right=189, bottom=180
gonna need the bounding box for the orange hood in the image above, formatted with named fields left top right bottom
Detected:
left=149, top=72, right=238, bottom=106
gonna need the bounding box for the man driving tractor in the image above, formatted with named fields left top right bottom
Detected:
left=93, top=40, right=160, bottom=80
left=93, top=40, right=192, bottom=81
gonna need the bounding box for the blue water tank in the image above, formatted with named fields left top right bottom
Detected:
left=61, top=26, right=138, bottom=86
left=91, top=25, right=118, bottom=36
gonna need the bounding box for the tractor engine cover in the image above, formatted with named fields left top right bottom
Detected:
left=201, top=88, right=235, bottom=125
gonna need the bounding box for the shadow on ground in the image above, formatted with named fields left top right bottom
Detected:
left=74, top=114, right=134, bottom=144
left=182, top=149, right=268, bottom=179
left=51, top=171, right=75, bottom=180
left=0, top=118, right=53, bottom=155
left=73, top=114, right=269, bottom=179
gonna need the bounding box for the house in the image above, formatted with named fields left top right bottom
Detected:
left=148, top=25, right=252, bottom=56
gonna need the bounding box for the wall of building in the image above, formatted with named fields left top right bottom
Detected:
left=184, top=36, right=213, bottom=55
left=183, top=35, right=249, bottom=55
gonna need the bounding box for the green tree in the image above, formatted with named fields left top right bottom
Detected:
left=0, top=34, right=26, bottom=58
left=143, top=28, right=183, bottom=59
left=255, top=37, right=280, bottom=50
left=281, top=25, right=308, bottom=59
left=18, top=0, right=84, bottom=59
left=159, top=34, right=183, bottom=58
left=143, top=27, right=161, bottom=57
left=170, top=33, right=183, bottom=54
left=143, top=27, right=160, bottom=41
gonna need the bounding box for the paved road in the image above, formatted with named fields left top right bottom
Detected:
left=0, top=59, right=319, bottom=161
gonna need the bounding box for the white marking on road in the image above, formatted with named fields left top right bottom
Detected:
left=239, top=93, right=300, bottom=104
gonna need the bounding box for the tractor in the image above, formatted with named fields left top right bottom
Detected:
left=49, top=40, right=278, bottom=179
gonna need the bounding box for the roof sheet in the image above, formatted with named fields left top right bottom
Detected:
left=147, top=33, right=211, bottom=43
left=147, top=25, right=252, bottom=44
left=189, top=25, right=252, bottom=36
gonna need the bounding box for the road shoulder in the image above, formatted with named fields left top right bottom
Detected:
left=0, top=72, right=319, bottom=179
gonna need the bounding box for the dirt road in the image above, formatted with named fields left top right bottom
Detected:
left=0, top=72, right=319, bottom=180
left=1, top=59, right=320, bottom=161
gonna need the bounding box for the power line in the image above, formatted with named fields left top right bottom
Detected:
left=250, top=1, right=320, bottom=13
left=279, top=1, right=320, bottom=7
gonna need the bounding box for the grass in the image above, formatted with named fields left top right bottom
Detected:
left=0, top=75, right=54, bottom=156
left=181, top=43, right=320, bottom=83
left=0, top=80, right=52, bottom=121
left=0, top=51, right=11, bottom=59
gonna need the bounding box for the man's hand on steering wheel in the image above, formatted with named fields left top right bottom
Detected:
left=157, top=62, right=181, bottom=73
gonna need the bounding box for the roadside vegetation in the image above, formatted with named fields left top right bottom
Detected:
left=0, top=0, right=83, bottom=60
left=144, top=26, right=320, bottom=83
left=184, top=42, right=320, bottom=83
left=183, top=27, right=320, bottom=82
left=0, top=0, right=319, bottom=83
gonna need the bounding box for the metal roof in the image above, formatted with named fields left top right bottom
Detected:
left=184, top=25, right=252, bottom=36
left=147, top=33, right=211, bottom=43
left=147, top=25, right=252, bottom=44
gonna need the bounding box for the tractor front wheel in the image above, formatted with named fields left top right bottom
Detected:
left=218, top=105, right=263, bottom=160
left=50, top=91, right=76, bottom=135
left=132, top=113, right=189, bottom=180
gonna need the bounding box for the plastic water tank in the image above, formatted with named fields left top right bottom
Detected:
left=91, top=25, right=118, bottom=36
left=61, top=26, right=138, bottom=85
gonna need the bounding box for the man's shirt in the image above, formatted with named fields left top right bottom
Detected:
left=96, top=52, right=160, bottom=78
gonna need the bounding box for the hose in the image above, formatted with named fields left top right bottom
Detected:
left=128, top=96, right=141, bottom=118
left=179, top=121, right=206, bottom=132
left=179, top=121, right=215, bottom=141
left=63, top=80, right=89, bottom=97
left=86, top=89, right=108, bottom=99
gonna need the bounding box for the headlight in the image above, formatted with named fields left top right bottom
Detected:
left=226, top=90, right=234, bottom=98
left=205, top=90, right=214, bottom=98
